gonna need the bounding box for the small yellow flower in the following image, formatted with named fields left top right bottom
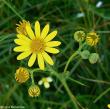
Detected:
left=28, top=85, right=40, bottom=97
left=107, top=104, right=110, bottom=108
left=86, top=32, right=99, bottom=46
left=15, top=67, right=30, bottom=83
left=14, top=20, right=61, bottom=70
left=16, top=20, right=29, bottom=35
left=38, top=77, right=53, bottom=88
left=74, top=31, right=85, bottom=42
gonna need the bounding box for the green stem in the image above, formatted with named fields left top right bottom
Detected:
left=64, top=51, right=78, bottom=73
left=48, top=66, right=80, bottom=109
left=31, top=68, right=41, bottom=73
left=30, top=71, right=35, bottom=85
left=94, top=87, right=110, bottom=103
left=61, top=79, right=79, bottom=109
left=28, top=68, right=41, bottom=85
left=64, top=42, right=86, bottom=73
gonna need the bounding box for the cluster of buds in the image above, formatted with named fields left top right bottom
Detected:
left=73, top=31, right=100, bottom=64
left=80, top=50, right=99, bottom=64
left=74, top=30, right=99, bottom=46
left=15, top=67, right=53, bottom=97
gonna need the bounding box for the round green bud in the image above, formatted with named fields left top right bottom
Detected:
left=80, top=50, right=90, bottom=59
left=89, top=53, right=99, bottom=64
left=74, top=31, right=85, bottom=42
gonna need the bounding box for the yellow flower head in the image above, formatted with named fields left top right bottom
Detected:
left=38, top=77, right=53, bottom=89
left=28, top=85, right=40, bottom=97
left=14, top=20, right=61, bottom=70
left=16, top=20, right=29, bottom=35
left=74, top=31, right=85, bottom=42
left=15, top=67, right=30, bottom=83
left=107, top=104, right=110, bottom=108
left=86, top=32, right=99, bottom=46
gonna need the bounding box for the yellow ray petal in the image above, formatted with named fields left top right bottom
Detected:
left=28, top=53, right=37, bottom=67
left=17, top=51, right=31, bottom=60
left=46, top=41, right=61, bottom=47
left=13, top=46, right=30, bottom=52
left=45, top=47, right=60, bottom=54
left=38, top=53, right=45, bottom=70
left=41, top=24, right=49, bottom=39
left=17, top=34, right=31, bottom=42
left=35, top=21, right=40, bottom=38
left=26, top=22, right=35, bottom=39
left=44, top=30, right=57, bottom=42
left=14, top=39, right=31, bottom=45
left=42, top=52, right=54, bottom=65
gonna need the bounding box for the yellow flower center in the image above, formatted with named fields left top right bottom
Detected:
left=30, top=39, right=45, bottom=53
left=89, top=33, right=98, bottom=40
left=42, top=78, right=48, bottom=83
left=86, top=32, right=99, bottom=46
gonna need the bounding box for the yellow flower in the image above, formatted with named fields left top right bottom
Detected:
left=14, top=21, right=61, bottom=70
left=86, top=32, right=99, bottom=46
left=38, top=77, right=53, bottom=88
left=15, top=67, right=30, bottom=83
left=107, top=104, right=110, bottom=108
left=28, top=85, right=40, bottom=97
left=16, top=20, right=29, bottom=35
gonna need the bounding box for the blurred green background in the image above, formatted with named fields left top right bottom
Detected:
left=0, top=0, right=110, bottom=109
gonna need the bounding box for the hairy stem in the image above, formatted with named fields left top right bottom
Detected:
left=64, top=42, right=86, bottom=73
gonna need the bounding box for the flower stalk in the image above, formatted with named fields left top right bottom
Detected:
left=30, top=71, right=35, bottom=85
left=64, top=42, right=86, bottom=73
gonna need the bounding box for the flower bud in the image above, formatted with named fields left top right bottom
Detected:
left=89, top=53, right=99, bottom=64
left=16, top=20, right=29, bottom=35
left=28, top=85, right=40, bottom=97
left=86, top=32, right=99, bottom=46
left=15, top=67, right=30, bottom=83
left=80, top=50, right=90, bottom=59
left=74, top=31, right=85, bottom=42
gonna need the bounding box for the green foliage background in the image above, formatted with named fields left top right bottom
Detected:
left=0, top=0, right=110, bottom=109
